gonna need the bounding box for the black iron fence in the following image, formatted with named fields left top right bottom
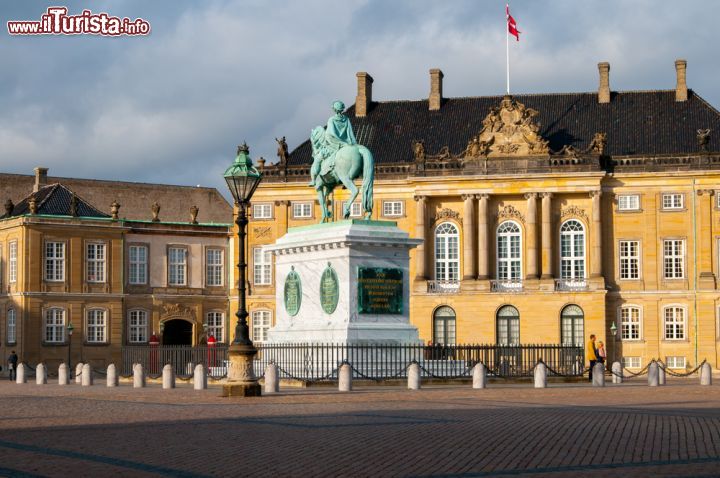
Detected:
left=122, top=343, right=583, bottom=381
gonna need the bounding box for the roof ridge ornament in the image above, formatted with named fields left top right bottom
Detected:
left=473, top=95, right=549, bottom=157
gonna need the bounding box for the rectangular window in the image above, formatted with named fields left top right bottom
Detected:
left=44, top=308, right=65, bottom=343
left=251, top=310, right=271, bottom=343
left=168, top=247, right=187, bottom=286
left=382, top=201, right=403, bottom=217
left=253, top=247, right=272, bottom=285
left=620, top=306, right=641, bottom=340
left=86, top=309, right=107, bottom=343
left=128, top=245, right=148, bottom=285
left=617, top=195, right=640, bottom=211
left=7, top=308, right=16, bottom=344
left=662, top=193, right=684, bottom=210
left=292, top=203, right=312, bottom=218
left=206, top=312, right=224, bottom=342
left=663, top=239, right=685, bottom=279
left=128, top=310, right=148, bottom=343
left=9, top=241, right=17, bottom=283
left=664, top=307, right=686, bottom=340
left=253, top=204, right=272, bottom=219
left=44, top=242, right=65, bottom=282
left=665, top=356, right=686, bottom=369
left=86, top=243, right=106, bottom=283
left=348, top=202, right=362, bottom=217
left=619, top=241, right=640, bottom=279
left=622, top=356, right=642, bottom=369
left=206, top=249, right=224, bottom=287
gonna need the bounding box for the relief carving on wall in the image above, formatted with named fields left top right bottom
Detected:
left=559, top=205, right=589, bottom=223
left=497, top=205, right=525, bottom=223
left=253, top=226, right=272, bottom=239
left=162, top=303, right=195, bottom=320
left=435, top=208, right=461, bottom=221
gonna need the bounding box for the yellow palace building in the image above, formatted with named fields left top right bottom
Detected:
left=243, top=59, right=720, bottom=372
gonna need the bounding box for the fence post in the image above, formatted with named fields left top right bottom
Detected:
left=592, top=363, right=605, bottom=387
left=133, top=363, right=146, bottom=388
left=106, top=364, right=118, bottom=387
left=472, top=362, right=487, bottom=389
left=15, top=363, right=26, bottom=384
left=264, top=363, right=279, bottom=393
left=408, top=362, right=421, bottom=390
left=700, top=362, right=712, bottom=386
left=658, top=364, right=666, bottom=386
left=534, top=361, right=547, bottom=388
left=36, top=363, right=47, bottom=385
left=81, top=363, right=93, bottom=386
left=75, top=363, right=84, bottom=384
left=338, top=363, right=352, bottom=392
left=162, top=364, right=175, bottom=389
left=648, top=361, right=659, bottom=387
left=193, top=363, right=207, bottom=390
left=611, top=361, right=623, bottom=384
left=58, top=363, right=69, bottom=385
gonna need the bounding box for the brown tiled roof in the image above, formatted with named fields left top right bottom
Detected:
left=0, top=173, right=232, bottom=223
left=287, top=90, right=720, bottom=165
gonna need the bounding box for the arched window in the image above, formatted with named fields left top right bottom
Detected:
left=7, top=308, right=16, bottom=344
left=560, top=220, right=585, bottom=282
left=434, top=222, right=460, bottom=283
left=44, top=308, right=66, bottom=343
left=128, top=309, right=148, bottom=344
left=496, top=305, right=520, bottom=345
left=433, top=306, right=456, bottom=345
left=497, top=221, right=522, bottom=283
left=560, top=304, right=584, bottom=346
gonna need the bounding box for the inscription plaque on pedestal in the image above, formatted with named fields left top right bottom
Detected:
left=284, top=267, right=301, bottom=316
left=358, top=267, right=403, bottom=314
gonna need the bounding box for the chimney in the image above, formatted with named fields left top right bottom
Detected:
left=355, top=72, right=373, bottom=117
left=598, top=62, right=610, bottom=104
left=429, top=68, right=443, bottom=111
left=675, top=59, right=687, bottom=102
left=33, top=167, right=48, bottom=192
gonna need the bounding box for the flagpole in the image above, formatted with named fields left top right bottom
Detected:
left=505, top=4, right=510, bottom=95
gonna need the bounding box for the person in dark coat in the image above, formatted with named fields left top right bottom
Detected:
left=8, top=351, right=18, bottom=381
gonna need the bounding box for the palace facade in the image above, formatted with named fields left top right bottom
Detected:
left=245, top=59, right=720, bottom=371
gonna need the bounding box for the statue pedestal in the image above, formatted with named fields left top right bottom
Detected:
left=265, top=220, right=422, bottom=344
left=221, top=344, right=261, bottom=397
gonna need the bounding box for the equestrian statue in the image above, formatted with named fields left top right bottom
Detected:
left=309, top=100, right=374, bottom=222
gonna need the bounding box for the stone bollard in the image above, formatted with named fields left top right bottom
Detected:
left=133, top=363, right=146, bottom=388
left=106, top=364, right=118, bottom=387
left=611, top=362, right=623, bottom=384
left=534, top=362, right=547, bottom=389
left=15, top=363, right=26, bottom=384
left=58, top=363, right=69, bottom=385
left=407, top=362, right=421, bottom=390
left=700, top=362, right=712, bottom=386
left=264, top=363, right=280, bottom=394
left=81, top=363, right=93, bottom=386
left=592, top=362, right=605, bottom=387
left=472, top=363, right=487, bottom=389
left=36, top=363, right=47, bottom=385
left=648, top=361, right=659, bottom=387
left=162, top=364, right=175, bottom=389
left=75, top=363, right=84, bottom=384
left=193, top=364, right=206, bottom=390
left=338, top=363, right=352, bottom=392
left=658, top=365, right=666, bottom=386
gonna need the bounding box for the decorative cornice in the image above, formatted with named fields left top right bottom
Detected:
left=496, top=205, right=525, bottom=223
left=560, top=205, right=589, bottom=223
left=435, top=208, right=461, bottom=221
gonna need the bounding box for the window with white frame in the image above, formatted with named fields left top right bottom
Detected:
left=86, top=243, right=106, bottom=283
left=86, top=309, right=107, bottom=343
left=253, top=247, right=272, bottom=285
left=128, top=245, right=148, bottom=285
left=662, top=193, right=684, bottom=210
left=382, top=200, right=403, bottom=217
left=7, top=308, right=16, bottom=344
left=497, top=221, right=522, bottom=282
left=663, top=306, right=686, bottom=340
left=9, top=241, right=17, bottom=283
left=619, top=240, right=640, bottom=280
left=620, top=306, right=641, bottom=340
left=665, top=356, right=686, bottom=368
left=560, top=220, right=585, bottom=281
left=168, top=247, right=187, bottom=286
left=617, top=195, right=640, bottom=211
left=44, top=308, right=65, bottom=343
left=622, top=356, right=642, bottom=369
left=497, top=305, right=520, bottom=345
left=251, top=310, right=271, bottom=343
left=292, top=202, right=312, bottom=218
left=253, top=203, right=272, bottom=219
left=206, top=249, right=224, bottom=287
left=206, top=312, right=224, bottom=342
left=434, top=222, right=460, bottom=282
left=348, top=202, right=362, bottom=217
left=663, top=239, right=685, bottom=279
left=128, top=310, right=148, bottom=343
left=433, top=306, right=457, bottom=346
left=44, top=242, right=65, bottom=281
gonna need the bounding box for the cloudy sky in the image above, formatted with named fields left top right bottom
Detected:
left=2, top=1, right=719, bottom=195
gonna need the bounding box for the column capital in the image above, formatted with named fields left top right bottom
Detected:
left=541, top=192, right=553, bottom=199
left=476, top=193, right=490, bottom=201
left=697, top=189, right=715, bottom=196
left=413, top=195, right=428, bottom=202
left=461, top=194, right=475, bottom=201
left=524, top=192, right=538, bottom=200
left=589, top=190, right=602, bottom=198
left=274, top=200, right=289, bottom=206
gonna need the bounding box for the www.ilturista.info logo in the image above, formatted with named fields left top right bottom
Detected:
left=7, top=7, right=150, bottom=36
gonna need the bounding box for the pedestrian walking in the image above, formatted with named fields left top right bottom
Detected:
left=586, top=335, right=597, bottom=382
left=8, top=351, right=18, bottom=381
left=597, top=341, right=606, bottom=364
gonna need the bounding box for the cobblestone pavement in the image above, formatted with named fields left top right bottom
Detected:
left=0, top=378, right=718, bottom=477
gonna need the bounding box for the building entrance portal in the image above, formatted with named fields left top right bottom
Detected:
left=163, top=319, right=193, bottom=345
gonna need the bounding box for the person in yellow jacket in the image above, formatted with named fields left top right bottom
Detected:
left=586, top=334, right=597, bottom=382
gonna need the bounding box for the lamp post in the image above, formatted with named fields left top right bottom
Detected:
left=67, top=322, right=74, bottom=378
left=610, top=322, right=618, bottom=366
left=222, top=142, right=263, bottom=397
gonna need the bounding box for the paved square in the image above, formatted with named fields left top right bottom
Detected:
left=0, top=378, right=718, bottom=477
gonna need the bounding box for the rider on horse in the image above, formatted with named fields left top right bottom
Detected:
left=309, top=101, right=357, bottom=188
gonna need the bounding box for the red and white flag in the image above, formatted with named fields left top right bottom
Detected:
left=506, top=4, right=520, bottom=41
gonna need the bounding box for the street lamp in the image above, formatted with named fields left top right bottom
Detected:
left=610, top=322, right=618, bottom=366
left=67, top=322, right=74, bottom=378
left=222, top=142, right=263, bottom=397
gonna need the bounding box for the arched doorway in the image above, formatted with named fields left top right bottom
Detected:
left=162, top=319, right=193, bottom=345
